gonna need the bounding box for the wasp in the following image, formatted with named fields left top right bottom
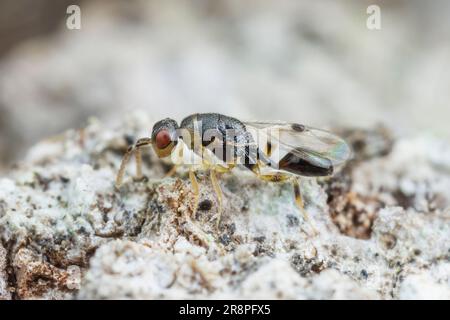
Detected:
left=115, top=113, right=351, bottom=232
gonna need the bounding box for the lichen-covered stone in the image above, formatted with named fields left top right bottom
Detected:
left=0, top=244, right=10, bottom=300
left=0, top=114, right=449, bottom=299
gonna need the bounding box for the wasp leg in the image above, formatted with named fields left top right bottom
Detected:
left=164, top=141, right=185, bottom=178
left=135, top=147, right=143, bottom=180
left=264, top=140, right=273, bottom=157
left=249, top=164, right=318, bottom=236
left=251, top=165, right=291, bottom=183
left=189, top=170, right=200, bottom=218
left=210, top=170, right=223, bottom=229
left=165, top=165, right=179, bottom=178
left=115, top=137, right=152, bottom=188
left=292, top=179, right=319, bottom=236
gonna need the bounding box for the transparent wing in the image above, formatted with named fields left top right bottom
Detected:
left=243, top=120, right=352, bottom=168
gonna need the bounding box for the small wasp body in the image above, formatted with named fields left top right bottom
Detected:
left=116, top=113, right=351, bottom=231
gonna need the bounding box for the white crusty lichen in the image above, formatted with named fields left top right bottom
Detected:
left=0, top=244, right=10, bottom=300
left=0, top=113, right=449, bottom=299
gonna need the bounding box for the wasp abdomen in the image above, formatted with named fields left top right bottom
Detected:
left=278, top=150, right=333, bottom=177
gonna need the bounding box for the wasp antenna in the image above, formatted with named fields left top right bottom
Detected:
left=115, top=137, right=152, bottom=188
left=115, top=145, right=134, bottom=188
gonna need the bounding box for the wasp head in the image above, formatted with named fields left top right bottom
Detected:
left=151, top=118, right=179, bottom=158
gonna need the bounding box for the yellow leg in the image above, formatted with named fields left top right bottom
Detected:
left=292, top=179, right=318, bottom=236
left=249, top=163, right=318, bottom=236
left=115, top=137, right=152, bottom=188
left=189, top=170, right=200, bottom=217
left=264, top=140, right=273, bottom=157
left=165, top=165, right=178, bottom=178
left=210, top=170, right=223, bottom=228
left=135, top=147, right=143, bottom=180
left=252, top=165, right=291, bottom=183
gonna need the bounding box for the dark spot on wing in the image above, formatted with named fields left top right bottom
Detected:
left=291, top=123, right=306, bottom=132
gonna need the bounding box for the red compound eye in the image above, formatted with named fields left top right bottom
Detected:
left=155, top=130, right=171, bottom=149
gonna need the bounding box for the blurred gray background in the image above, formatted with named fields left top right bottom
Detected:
left=0, top=0, right=449, bottom=170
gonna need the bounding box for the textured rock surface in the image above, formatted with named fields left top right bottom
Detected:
left=2, top=0, right=450, bottom=167
left=0, top=244, right=10, bottom=299
left=0, top=113, right=449, bottom=299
